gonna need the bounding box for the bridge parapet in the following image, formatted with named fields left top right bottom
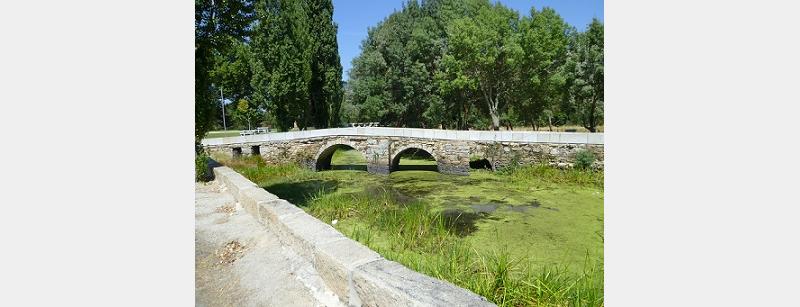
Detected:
left=202, top=127, right=603, bottom=146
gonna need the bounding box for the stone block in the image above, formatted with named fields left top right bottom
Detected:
left=352, top=259, right=494, bottom=307
left=314, top=239, right=382, bottom=304
left=587, top=133, right=604, bottom=144
left=257, top=199, right=304, bottom=227
left=410, top=129, right=424, bottom=139
left=221, top=174, right=258, bottom=199
left=535, top=133, right=554, bottom=143
left=278, top=213, right=347, bottom=260
left=498, top=132, right=512, bottom=142
left=239, top=187, right=279, bottom=219
left=559, top=133, right=588, bottom=144
left=479, top=131, right=495, bottom=141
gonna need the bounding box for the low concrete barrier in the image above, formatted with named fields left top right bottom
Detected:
left=213, top=166, right=495, bottom=306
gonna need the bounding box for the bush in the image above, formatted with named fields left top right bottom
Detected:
left=195, top=152, right=211, bottom=182
left=574, top=150, right=596, bottom=170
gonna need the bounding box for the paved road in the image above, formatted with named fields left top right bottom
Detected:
left=195, top=180, right=344, bottom=307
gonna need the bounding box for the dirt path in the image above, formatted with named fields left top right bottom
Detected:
left=195, top=181, right=344, bottom=307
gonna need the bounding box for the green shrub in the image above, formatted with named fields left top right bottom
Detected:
left=574, top=150, right=596, bottom=170
left=195, top=152, right=211, bottom=182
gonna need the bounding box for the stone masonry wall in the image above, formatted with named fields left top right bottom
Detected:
left=204, top=133, right=604, bottom=175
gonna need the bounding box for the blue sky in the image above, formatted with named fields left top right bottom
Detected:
left=332, top=0, right=604, bottom=80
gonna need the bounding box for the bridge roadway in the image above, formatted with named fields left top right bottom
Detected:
left=202, top=127, right=604, bottom=175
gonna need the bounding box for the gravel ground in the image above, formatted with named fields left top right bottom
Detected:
left=195, top=181, right=344, bottom=307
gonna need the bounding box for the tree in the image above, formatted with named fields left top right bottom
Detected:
left=440, top=2, right=523, bottom=130
left=210, top=40, right=254, bottom=106
left=564, top=19, right=603, bottom=132
left=234, top=99, right=261, bottom=130
left=195, top=0, right=254, bottom=144
left=307, top=0, right=344, bottom=128
left=518, top=7, right=569, bottom=130
left=250, top=0, right=313, bottom=131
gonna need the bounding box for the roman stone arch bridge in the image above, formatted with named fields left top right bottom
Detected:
left=202, top=127, right=604, bottom=175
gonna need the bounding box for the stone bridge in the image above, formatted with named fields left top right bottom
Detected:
left=201, top=127, right=604, bottom=175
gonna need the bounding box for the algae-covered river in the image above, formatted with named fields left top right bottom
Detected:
left=216, top=148, right=604, bottom=306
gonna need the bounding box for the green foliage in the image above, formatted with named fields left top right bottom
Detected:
left=574, top=150, right=596, bottom=170
left=441, top=2, right=523, bottom=130
left=503, top=163, right=604, bottom=188
left=195, top=152, right=211, bottom=182
left=516, top=7, right=569, bottom=128
left=250, top=0, right=312, bottom=131
left=345, top=1, right=603, bottom=131
left=308, top=0, right=344, bottom=128
left=195, top=0, right=255, bottom=141
left=563, top=19, right=604, bottom=132
left=249, top=0, right=344, bottom=131
left=233, top=98, right=263, bottom=129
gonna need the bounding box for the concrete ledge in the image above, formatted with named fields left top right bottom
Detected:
left=239, top=187, right=279, bottom=218
left=212, top=166, right=495, bottom=306
left=315, top=239, right=382, bottom=305
left=352, top=259, right=494, bottom=307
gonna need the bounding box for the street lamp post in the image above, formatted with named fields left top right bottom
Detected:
left=220, top=87, right=227, bottom=131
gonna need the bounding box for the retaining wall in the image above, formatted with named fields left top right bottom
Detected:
left=212, top=166, right=495, bottom=306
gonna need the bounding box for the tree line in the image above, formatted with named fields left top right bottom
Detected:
left=195, top=0, right=603, bottom=143
left=343, top=0, right=603, bottom=131
left=195, top=0, right=343, bottom=142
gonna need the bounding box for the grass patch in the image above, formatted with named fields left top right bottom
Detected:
left=205, top=130, right=242, bottom=138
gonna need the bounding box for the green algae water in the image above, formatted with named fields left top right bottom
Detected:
left=217, top=148, right=603, bottom=306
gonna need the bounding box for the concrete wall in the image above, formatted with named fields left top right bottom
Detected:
left=203, top=128, right=604, bottom=175
left=212, top=166, right=495, bottom=306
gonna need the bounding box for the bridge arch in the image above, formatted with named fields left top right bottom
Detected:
left=390, top=144, right=440, bottom=172
left=314, top=141, right=367, bottom=171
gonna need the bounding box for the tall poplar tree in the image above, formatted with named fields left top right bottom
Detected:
left=250, top=0, right=312, bottom=131
left=307, top=0, right=343, bottom=128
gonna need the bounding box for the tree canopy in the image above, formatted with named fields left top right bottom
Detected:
left=342, top=0, right=604, bottom=131
left=195, top=0, right=345, bottom=137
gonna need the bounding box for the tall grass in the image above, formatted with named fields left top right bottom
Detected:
left=502, top=164, right=604, bottom=189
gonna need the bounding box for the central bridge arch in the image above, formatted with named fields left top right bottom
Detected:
left=390, top=145, right=440, bottom=172
left=314, top=141, right=367, bottom=171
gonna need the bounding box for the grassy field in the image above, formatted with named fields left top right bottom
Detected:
left=205, top=130, right=242, bottom=138
left=214, top=149, right=603, bottom=306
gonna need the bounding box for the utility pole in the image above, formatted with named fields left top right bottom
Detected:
left=220, top=87, right=227, bottom=131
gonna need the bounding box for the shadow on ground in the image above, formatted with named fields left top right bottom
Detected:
left=330, top=164, right=368, bottom=171
left=394, top=165, right=439, bottom=172
left=264, top=180, right=338, bottom=207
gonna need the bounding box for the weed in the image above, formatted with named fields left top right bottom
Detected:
left=195, top=152, right=211, bottom=182
left=574, top=150, right=596, bottom=170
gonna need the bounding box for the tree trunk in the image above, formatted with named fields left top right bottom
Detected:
left=490, top=111, right=500, bottom=131
left=588, top=98, right=598, bottom=132
left=548, top=115, right=553, bottom=131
